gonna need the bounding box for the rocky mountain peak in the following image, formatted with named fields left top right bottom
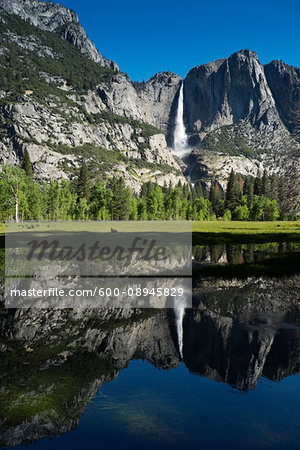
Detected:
left=183, top=48, right=281, bottom=139
left=0, top=0, right=118, bottom=70
left=150, top=71, right=181, bottom=84
left=232, top=48, right=258, bottom=59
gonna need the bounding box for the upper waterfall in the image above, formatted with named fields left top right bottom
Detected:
left=173, top=81, right=189, bottom=157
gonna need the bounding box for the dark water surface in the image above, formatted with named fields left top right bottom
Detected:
left=15, top=361, right=300, bottom=450
left=0, top=241, right=300, bottom=449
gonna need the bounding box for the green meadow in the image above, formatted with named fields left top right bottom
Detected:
left=192, top=221, right=300, bottom=243
left=1, top=221, right=300, bottom=236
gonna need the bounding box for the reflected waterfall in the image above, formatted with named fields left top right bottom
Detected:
left=174, top=305, right=185, bottom=358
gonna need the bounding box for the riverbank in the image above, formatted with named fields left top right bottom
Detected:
left=192, top=221, right=300, bottom=243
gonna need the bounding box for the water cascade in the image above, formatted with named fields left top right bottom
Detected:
left=173, top=81, right=189, bottom=157
left=174, top=305, right=185, bottom=359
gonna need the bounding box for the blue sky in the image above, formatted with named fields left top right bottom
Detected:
left=50, top=0, right=300, bottom=81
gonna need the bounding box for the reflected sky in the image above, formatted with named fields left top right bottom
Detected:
left=15, top=359, right=300, bottom=450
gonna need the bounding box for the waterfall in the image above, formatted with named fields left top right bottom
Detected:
left=173, top=81, right=189, bottom=157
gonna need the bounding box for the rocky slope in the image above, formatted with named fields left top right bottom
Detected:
left=0, top=3, right=186, bottom=191
left=184, top=50, right=280, bottom=136
left=1, top=0, right=118, bottom=70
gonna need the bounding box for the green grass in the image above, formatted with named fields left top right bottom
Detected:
left=192, top=221, right=300, bottom=244
left=192, top=221, right=300, bottom=233
left=4, top=220, right=192, bottom=234
left=2, top=221, right=300, bottom=236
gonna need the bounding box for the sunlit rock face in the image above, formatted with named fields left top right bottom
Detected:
left=184, top=50, right=280, bottom=135
left=186, top=269, right=300, bottom=390
left=0, top=2, right=186, bottom=191
left=1, top=0, right=118, bottom=70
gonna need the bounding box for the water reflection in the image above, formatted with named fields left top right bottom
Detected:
left=0, top=242, right=299, bottom=448
left=0, top=297, right=299, bottom=447
left=193, top=242, right=300, bottom=266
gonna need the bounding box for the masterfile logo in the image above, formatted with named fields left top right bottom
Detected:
left=25, top=237, right=168, bottom=264
left=5, top=221, right=192, bottom=309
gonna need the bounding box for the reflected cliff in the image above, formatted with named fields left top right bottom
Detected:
left=0, top=241, right=299, bottom=448
left=0, top=285, right=299, bottom=447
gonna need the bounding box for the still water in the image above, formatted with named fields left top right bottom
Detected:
left=0, top=242, right=299, bottom=449
left=15, top=360, right=300, bottom=450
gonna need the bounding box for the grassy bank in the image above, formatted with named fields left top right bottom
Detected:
left=192, top=221, right=300, bottom=244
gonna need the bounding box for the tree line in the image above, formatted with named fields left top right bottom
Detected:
left=0, top=153, right=297, bottom=222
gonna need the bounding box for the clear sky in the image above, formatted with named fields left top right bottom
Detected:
left=50, top=0, right=300, bottom=81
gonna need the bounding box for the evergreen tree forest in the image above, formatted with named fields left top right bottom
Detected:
left=0, top=159, right=297, bottom=222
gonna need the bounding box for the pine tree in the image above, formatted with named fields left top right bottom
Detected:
left=183, top=183, right=189, bottom=199
left=195, top=183, right=203, bottom=198
left=107, top=177, right=130, bottom=220
left=243, top=176, right=254, bottom=208
left=209, top=182, right=218, bottom=213
left=261, top=170, right=269, bottom=196
left=225, top=169, right=242, bottom=212
left=140, top=181, right=155, bottom=198
left=254, top=170, right=262, bottom=195
left=237, top=174, right=244, bottom=193
left=269, top=173, right=279, bottom=201
left=22, top=149, right=33, bottom=177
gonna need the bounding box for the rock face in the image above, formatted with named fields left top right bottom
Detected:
left=184, top=305, right=300, bottom=391
left=98, top=71, right=182, bottom=135
left=0, top=308, right=180, bottom=447
left=0, top=93, right=183, bottom=190
left=182, top=50, right=299, bottom=184
left=264, top=60, right=300, bottom=137
left=1, top=0, right=118, bottom=70
left=184, top=50, right=281, bottom=136
left=135, top=72, right=182, bottom=134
